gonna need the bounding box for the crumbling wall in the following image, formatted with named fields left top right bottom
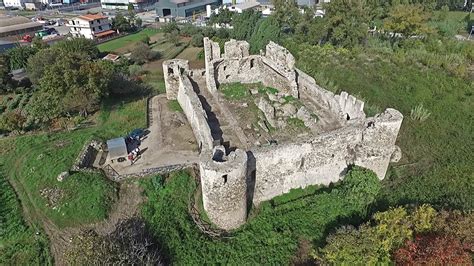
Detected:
left=296, top=69, right=365, bottom=121
left=251, top=108, right=403, bottom=204
left=71, top=140, right=102, bottom=172
left=224, top=39, right=249, bottom=59
left=200, top=147, right=248, bottom=230
left=215, top=56, right=263, bottom=85
left=204, top=38, right=220, bottom=93
left=335, top=91, right=365, bottom=120
left=176, top=72, right=214, bottom=152
left=163, top=59, right=189, bottom=100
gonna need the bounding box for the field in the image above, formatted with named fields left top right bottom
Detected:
left=294, top=40, right=474, bottom=210
left=0, top=96, right=147, bottom=235
left=97, top=28, right=161, bottom=53
left=0, top=173, right=51, bottom=264
left=141, top=168, right=379, bottom=264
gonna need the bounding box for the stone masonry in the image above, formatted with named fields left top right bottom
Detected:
left=162, top=38, right=403, bottom=230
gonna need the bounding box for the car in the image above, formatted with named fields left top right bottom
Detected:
left=128, top=128, right=145, bottom=140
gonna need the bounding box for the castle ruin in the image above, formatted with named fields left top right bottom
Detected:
left=163, top=38, right=403, bottom=230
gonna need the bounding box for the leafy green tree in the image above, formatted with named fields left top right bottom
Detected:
left=208, top=8, right=233, bottom=26
left=384, top=4, right=433, bottom=37
left=338, top=166, right=381, bottom=215
left=191, top=33, right=204, bottom=47
left=0, top=55, right=12, bottom=90
left=249, top=16, right=281, bottom=53
left=167, top=30, right=181, bottom=46
left=53, top=38, right=99, bottom=59
left=271, top=0, right=300, bottom=31
left=26, top=48, right=60, bottom=84
left=6, top=46, right=37, bottom=71
left=31, top=36, right=48, bottom=50
left=325, top=0, right=370, bottom=47
left=27, top=51, right=113, bottom=120
left=231, top=10, right=261, bottom=40
left=161, top=22, right=179, bottom=34
left=112, top=12, right=132, bottom=33
left=130, top=42, right=157, bottom=64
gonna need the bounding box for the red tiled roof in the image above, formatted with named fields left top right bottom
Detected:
left=94, top=29, right=115, bottom=38
left=78, top=13, right=108, bottom=21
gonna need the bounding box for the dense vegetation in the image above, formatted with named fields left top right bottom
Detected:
left=0, top=172, right=51, bottom=264
left=141, top=167, right=382, bottom=264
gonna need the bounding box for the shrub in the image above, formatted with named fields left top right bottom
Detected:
left=130, top=43, right=157, bottom=64
left=394, top=234, right=471, bottom=265
left=190, top=33, right=204, bottom=47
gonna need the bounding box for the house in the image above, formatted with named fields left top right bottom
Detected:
left=0, top=15, right=43, bottom=38
left=227, top=1, right=260, bottom=13
left=155, top=0, right=222, bottom=18
left=66, top=14, right=115, bottom=40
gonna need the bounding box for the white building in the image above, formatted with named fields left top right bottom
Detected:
left=227, top=1, right=260, bottom=13
left=66, top=14, right=115, bottom=40
left=3, top=0, right=26, bottom=9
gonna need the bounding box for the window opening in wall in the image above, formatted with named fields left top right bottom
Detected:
left=346, top=113, right=351, bottom=120
left=222, top=174, right=228, bottom=184
left=223, top=65, right=227, bottom=71
left=168, top=67, right=174, bottom=74
left=225, top=74, right=230, bottom=79
left=250, top=59, right=255, bottom=68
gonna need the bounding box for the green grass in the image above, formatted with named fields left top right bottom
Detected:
left=140, top=168, right=379, bottom=264
left=97, top=28, right=161, bottom=52
left=0, top=173, right=52, bottom=265
left=220, top=83, right=251, bottom=100
left=167, top=100, right=183, bottom=112
left=0, top=96, right=147, bottom=229
left=287, top=117, right=307, bottom=130
left=296, top=42, right=474, bottom=210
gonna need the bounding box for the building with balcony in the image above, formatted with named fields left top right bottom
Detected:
left=66, top=14, right=115, bottom=40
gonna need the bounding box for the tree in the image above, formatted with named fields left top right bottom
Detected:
left=208, top=8, right=233, bottom=26
left=130, top=42, right=157, bottom=64
left=161, top=22, right=179, bottom=34
left=140, top=35, right=151, bottom=45
left=31, top=36, right=48, bottom=50
left=0, top=110, right=26, bottom=133
left=338, top=166, right=381, bottom=215
left=112, top=12, right=132, bottom=33
left=394, top=234, right=471, bottom=264
left=384, top=4, right=433, bottom=38
left=6, top=46, right=37, bottom=71
left=319, top=205, right=438, bottom=264
left=325, top=0, right=370, bottom=48
left=27, top=51, right=113, bottom=120
left=167, top=30, right=181, bottom=46
left=53, top=38, right=99, bottom=59
left=27, top=48, right=60, bottom=84
left=249, top=16, right=281, bottom=54
left=231, top=10, right=261, bottom=40
left=191, top=33, right=204, bottom=47
left=271, top=0, right=300, bottom=31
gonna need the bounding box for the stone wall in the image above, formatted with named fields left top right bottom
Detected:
left=164, top=40, right=403, bottom=231
left=204, top=37, right=220, bottom=93
left=199, top=147, right=248, bottom=230
left=71, top=140, right=101, bottom=172
left=176, top=69, right=214, bottom=152
left=296, top=68, right=365, bottom=121
left=163, top=59, right=189, bottom=100
left=251, top=108, right=403, bottom=204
